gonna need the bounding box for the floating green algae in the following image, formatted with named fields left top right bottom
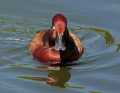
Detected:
left=90, top=90, right=102, bottom=93
left=71, top=26, right=114, bottom=47
left=0, top=28, right=17, bottom=32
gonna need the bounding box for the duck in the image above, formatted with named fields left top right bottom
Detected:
left=28, top=13, right=84, bottom=65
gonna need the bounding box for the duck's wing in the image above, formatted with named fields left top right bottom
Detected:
left=69, top=32, right=84, bottom=54
left=28, top=31, right=46, bottom=53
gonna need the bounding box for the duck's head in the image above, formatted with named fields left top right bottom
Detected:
left=52, top=13, right=67, bottom=33
left=50, top=13, right=68, bottom=50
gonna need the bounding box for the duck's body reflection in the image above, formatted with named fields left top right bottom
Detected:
left=47, top=67, right=70, bottom=87
left=19, top=66, right=71, bottom=88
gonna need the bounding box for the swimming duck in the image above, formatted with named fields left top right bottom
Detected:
left=28, top=13, right=84, bottom=65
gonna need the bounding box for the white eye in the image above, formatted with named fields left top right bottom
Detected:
left=52, top=26, right=55, bottom=30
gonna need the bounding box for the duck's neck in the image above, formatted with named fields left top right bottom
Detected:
left=48, top=28, right=72, bottom=50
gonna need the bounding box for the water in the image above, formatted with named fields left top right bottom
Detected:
left=0, top=0, right=120, bottom=93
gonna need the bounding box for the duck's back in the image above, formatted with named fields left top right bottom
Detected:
left=58, top=32, right=84, bottom=63
left=28, top=30, right=47, bottom=54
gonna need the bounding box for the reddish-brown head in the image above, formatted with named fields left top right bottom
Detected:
left=52, top=13, right=67, bottom=33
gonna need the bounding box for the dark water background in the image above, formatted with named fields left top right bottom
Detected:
left=0, top=0, right=120, bottom=93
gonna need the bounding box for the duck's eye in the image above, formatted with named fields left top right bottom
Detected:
left=52, top=26, right=55, bottom=30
